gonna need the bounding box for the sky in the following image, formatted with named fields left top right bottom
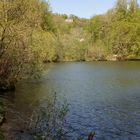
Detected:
left=49, top=0, right=140, bottom=18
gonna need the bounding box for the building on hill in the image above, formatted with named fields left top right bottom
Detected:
left=65, top=18, right=73, bottom=23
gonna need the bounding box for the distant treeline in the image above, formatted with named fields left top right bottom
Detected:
left=0, top=0, right=140, bottom=90
left=87, top=0, right=140, bottom=61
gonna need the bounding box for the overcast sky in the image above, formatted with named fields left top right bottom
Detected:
left=49, top=0, right=140, bottom=18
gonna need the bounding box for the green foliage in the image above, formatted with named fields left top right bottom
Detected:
left=55, top=27, right=89, bottom=61
left=29, top=93, right=69, bottom=140
left=109, top=21, right=140, bottom=56
left=0, top=0, right=90, bottom=90
left=30, top=28, right=57, bottom=62
left=36, top=12, right=90, bottom=62
left=40, top=2, right=56, bottom=32
left=86, top=0, right=140, bottom=60
left=1, top=0, right=140, bottom=91
left=0, top=0, right=44, bottom=86
left=87, top=15, right=103, bottom=42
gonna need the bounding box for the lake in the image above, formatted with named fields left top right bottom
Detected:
left=4, top=62, right=140, bottom=140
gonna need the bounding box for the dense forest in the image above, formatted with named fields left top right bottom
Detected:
left=87, top=0, right=140, bottom=61
left=0, top=0, right=140, bottom=91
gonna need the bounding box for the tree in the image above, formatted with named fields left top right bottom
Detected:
left=85, top=0, right=140, bottom=60
left=114, top=0, right=128, bottom=20
left=129, top=0, right=138, bottom=13
left=40, top=1, right=56, bottom=32
left=0, top=0, right=44, bottom=91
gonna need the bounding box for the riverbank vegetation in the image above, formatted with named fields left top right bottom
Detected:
left=0, top=0, right=45, bottom=91
left=1, top=0, right=140, bottom=90
left=0, top=0, right=140, bottom=139
left=87, top=0, right=140, bottom=61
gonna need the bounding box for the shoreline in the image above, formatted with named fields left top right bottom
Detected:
left=44, top=58, right=140, bottom=63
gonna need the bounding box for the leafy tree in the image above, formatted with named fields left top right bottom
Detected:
left=40, top=1, right=56, bottom=32
left=0, top=0, right=44, bottom=90
left=86, top=0, right=140, bottom=60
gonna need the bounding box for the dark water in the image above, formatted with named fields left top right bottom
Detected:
left=5, top=62, right=140, bottom=140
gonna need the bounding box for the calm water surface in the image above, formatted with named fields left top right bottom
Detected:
left=6, top=62, right=140, bottom=140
